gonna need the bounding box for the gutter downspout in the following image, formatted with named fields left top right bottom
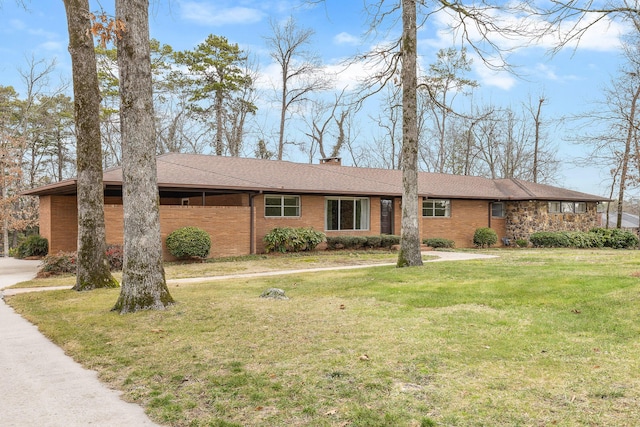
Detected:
left=249, top=192, right=261, bottom=254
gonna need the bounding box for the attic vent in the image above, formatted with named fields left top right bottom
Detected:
left=320, top=157, right=342, bottom=166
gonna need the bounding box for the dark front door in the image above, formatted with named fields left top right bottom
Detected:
left=380, top=198, right=393, bottom=234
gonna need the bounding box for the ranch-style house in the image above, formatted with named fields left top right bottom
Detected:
left=24, top=153, right=606, bottom=260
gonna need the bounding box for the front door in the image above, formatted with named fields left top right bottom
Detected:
left=380, top=198, right=393, bottom=234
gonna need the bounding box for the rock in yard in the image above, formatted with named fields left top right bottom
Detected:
left=260, top=288, right=289, bottom=300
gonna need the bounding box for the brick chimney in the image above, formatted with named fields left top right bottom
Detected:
left=319, top=157, right=342, bottom=166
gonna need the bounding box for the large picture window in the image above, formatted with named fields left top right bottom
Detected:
left=265, top=195, right=300, bottom=217
left=325, top=197, right=369, bottom=230
left=423, top=199, right=450, bottom=217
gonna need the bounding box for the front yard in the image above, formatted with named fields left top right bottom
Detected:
left=6, top=249, right=640, bottom=426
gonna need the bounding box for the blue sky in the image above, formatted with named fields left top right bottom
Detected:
left=0, top=0, right=632, bottom=197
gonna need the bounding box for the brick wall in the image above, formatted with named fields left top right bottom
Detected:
left=421, top=199, right=507, bottom=248
left=253, top=195, right=384, bottom=253
left=104, top=204, right=251, bottom=260
left=43, top=195, right=597, bottom=258
left=40, top=195, right=78, bottom=254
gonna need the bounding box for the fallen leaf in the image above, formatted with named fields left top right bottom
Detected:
left=325, top=409, right=338, bottom=416
left=339, top=304, right=346, bottom=310
left=151, top=328, right=164, bottom=333
left=359, top=354, right=370, bottom=361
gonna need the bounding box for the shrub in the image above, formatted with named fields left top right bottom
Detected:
left=365, top=236, right=382, bottom=248
left=529, top=231, right=570, bottom=248
left=423, top=237, right=455, bottom=249
left=105, top=244, right=124, bottom=271
left=263, top=227, right=325, bottom=253
left=325, top=235, right=400, bottom=250
left=380, top=234, right=401, bottom=248
left=591, top=227, right=639, bottom=249
left=166, top=227, right=211, bottom=259
left=515, top=239, right=528, bottom=248
left=40, top=252, right=76, bottom=275
left=473, top=227, right=498, bottom=248
left=14, top=234, right=48, bottom=258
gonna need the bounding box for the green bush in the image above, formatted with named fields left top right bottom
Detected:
left=530, top=231, right=570, bottom=248
left=590, top=227, right=639, bottom=249
left=166, top=227, right=211, bottom=259
left=379, top=235, right=401, bottom=248
left=473, top=227, right=498, bottom=248
left=263, top=227, right=325, bottom=253
left=529, top=229, right=639, bottom=249
left=423, top=237, right=455, bottom=249
left=365, top=236, right=382, bottom=248
left=325, top=235, right=400, bottom=250
left=40, top=252, right=76, bottom=275
left=515, top=239, right=528, bottom=248
left=14, top=235, right=48, bottom=258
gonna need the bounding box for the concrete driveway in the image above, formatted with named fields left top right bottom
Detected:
left=0, top=257, right=161, bottom=427
left=0, top=257, right=41, bottom=290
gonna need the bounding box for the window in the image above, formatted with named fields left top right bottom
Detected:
left=181, top=198, right=190, bottom=206
left=562, top=202, right=575, bottom=213
left=265, top=195, right=300, bottom=217
left=423, top=199, right=450, bottom=217
left=325, top=197, right=369, bottom=230
left=491, top=202, right=505, bottom=218
left=549, top=201, right=561, bottom=213
left=549, top=201, right=587, bottom=214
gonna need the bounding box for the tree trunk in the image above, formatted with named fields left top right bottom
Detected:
left=397, top=0, right=423, bottom=267
left=215, top=89, right=223, bottom=155
left=62, top=0, right=118, bottom=291
left=113, top=0, right=174, bottom=313
left=278, top=81, right=287, bottom=160
left=616, top=84, right=640, bottom=228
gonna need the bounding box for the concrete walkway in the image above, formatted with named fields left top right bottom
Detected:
left=0, top=257, right=161, bottom=427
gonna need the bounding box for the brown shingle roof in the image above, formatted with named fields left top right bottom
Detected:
left=24, top=153, right=606, bottom=201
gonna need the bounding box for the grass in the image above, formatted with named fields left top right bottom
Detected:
left=6, top=248, right=640, bottom=426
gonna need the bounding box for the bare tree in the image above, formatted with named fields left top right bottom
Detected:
left=62, top=0, right=117, bottom=291
left=303, top=90, right=347, bottom=162
left=112, top=0, right=174, bottom=313
left=421, top=47, right=477, bottom=173
left=264, top=16, right=332, bottom=160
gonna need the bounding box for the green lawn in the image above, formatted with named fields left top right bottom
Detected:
left=7, top=249, right=640, bottom=426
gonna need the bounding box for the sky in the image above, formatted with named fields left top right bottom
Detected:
left=0, top=0, right=634, bottom=197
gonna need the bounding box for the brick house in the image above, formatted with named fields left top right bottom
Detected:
left=24, top=153, right=606, bottom=260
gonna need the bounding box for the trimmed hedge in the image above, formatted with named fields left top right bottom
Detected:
left=473, top=227, right=498, bottom=248
left=423, top=237, right=455, bottom=249
left=529, top=228, right=638, bottom=249
left=325, top=235, right=400, bottom=250
left=14, top=235, right=48, bottom=258
left=263, top=227, right=325, bottom=253
left=166, top=226, right=212, bottom=259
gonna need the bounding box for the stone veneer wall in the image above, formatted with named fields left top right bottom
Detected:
left=505, top=201, right=601, bottom=240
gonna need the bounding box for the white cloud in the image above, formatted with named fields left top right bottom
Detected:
left=473, top=62, right=517, bottom=90
left=180, top=1, right=264, bottom=26
left=39, top=41, right=64, bottom=52
left=334, top=32, right=360, bottom=46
